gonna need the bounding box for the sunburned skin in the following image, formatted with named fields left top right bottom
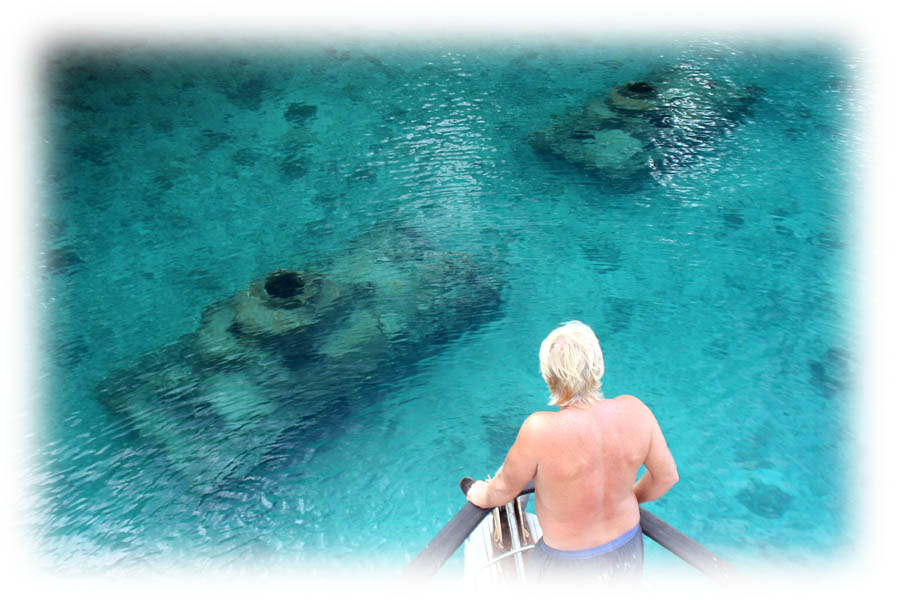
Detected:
left=467, top=394, right=678, bottom=551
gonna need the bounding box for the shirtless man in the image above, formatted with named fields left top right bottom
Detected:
left=466, top=321, right=678, bottom=582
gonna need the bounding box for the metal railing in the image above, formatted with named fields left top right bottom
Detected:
left=402, top=479, right=739, bottom=582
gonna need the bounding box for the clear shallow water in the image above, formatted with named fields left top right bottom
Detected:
left=32, top=39, right=856, bottom=576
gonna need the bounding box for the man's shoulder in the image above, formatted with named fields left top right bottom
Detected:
left=611, top=394, right=650, bottom=412
left=611, top=393, right=642, bottom=403
left=523, top=410, right=556, bottom=426
left=515, top=411, right=557, bottom=448
left=520, top=410, right=558, bottom=434
left=610, top=394, right=658, bottom=428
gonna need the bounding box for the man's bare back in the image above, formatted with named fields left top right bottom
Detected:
left=466, top=321, right=677, bottom=560
left=467, top=394, right=678, bottom=550
left=529, top=394, right=675, bottom=549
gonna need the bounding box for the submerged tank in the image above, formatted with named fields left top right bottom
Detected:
left=97, top=226, right=503, bottom=493
left=528, top=63, right=762, bottom=186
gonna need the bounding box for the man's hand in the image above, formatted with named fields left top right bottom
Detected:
left=466, top=479, right=491, bottom=508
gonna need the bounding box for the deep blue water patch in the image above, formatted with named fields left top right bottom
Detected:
left=32, top=39, right=856, bottom=574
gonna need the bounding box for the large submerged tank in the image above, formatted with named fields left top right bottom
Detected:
left=528, top=63, right=762, bottom=186
left=97, top=226, right=503, bottom=493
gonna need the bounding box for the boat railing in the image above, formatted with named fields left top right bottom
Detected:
left=402, top=480, right=739, bottom=582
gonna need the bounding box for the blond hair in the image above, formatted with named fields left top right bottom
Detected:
left=539, top=321, right=605, bottom=408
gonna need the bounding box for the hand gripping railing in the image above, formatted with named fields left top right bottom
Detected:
left=402, top=479, right=739, bottom=582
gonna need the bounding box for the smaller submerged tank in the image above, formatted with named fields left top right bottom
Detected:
left=97, top=225, right=503, bottom=494
left=528, top=63, right=762, bottom=186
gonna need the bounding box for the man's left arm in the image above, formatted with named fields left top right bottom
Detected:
left=466, top=414, right=542, bottom=508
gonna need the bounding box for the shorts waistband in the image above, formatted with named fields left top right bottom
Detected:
left=535, top=523, right=641, bottom=559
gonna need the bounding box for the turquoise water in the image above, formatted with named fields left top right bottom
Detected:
left=32, top=39, right=856, bottom=576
